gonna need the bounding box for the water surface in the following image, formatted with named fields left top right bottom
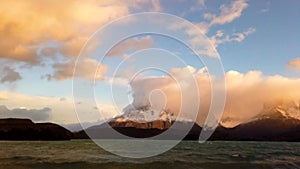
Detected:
left=1, top=140, right=300, bottom=169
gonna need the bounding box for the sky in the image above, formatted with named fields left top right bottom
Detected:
left=0, top=0, right=299, bottom=127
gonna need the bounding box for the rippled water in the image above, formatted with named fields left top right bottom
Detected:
left=1, top=140, right=300, bottom=169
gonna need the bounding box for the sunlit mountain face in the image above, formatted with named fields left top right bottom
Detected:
left=220, top=98, right=300, bottom=128
left=257, top=99, right=300, bottom=120
left=110, top=105, right=175, bottom=131
left=116, top=105, right=176, bottom=124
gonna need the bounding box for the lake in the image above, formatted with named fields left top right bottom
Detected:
left=1, top=140, right=300, bottom=169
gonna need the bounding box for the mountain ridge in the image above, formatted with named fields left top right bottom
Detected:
left=1, top=99, right=300, bottom=141
left=75, top=100, right=300, bottom=141
left=0, top=118, right=73, bottom=140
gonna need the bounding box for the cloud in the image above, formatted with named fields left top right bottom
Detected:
left=168, top=1, right=252, bottom=58
left=287, top=58, right=300, bottom=70
left=2, top=65, right=299, bottom=127
left=49, top=58, right=109, bottom=80
left=106, top=77, right=130, bottom=87
left=0, top=91, right=78, bottom=124
left=260, top=8, right=269, bottom=13
left=190, top=0, right=206, bottom=12
left=60, top=37, right=90, bottom=57
left=0, top=0, right=155, bottom=64
left=125, top=66, right=211, bottom=122
left=151, top=0, right=162, bottom=12
left=185, top=22, right=210, bottom=36
left=197, top=0, right=205, bottom=7
left=123, top=66, right=300, bottom=127
left=59, top=97, right=66, bottom=101
left=0, top=94, right=8, bottom=100
left=183, top=26, right=255, bottom=58
left=0, top=105, right=51, bottom=121
left=0, top=66, right=22, bottom=83
left=210, top=28, right=256, bottom=47
left=168, top=21, right=218, bottom=57
left=106, top=36, right=154, bottom=57
left=232, top=27, right=256, bottom=42
left=204, top=0, right=248, bottom=26
left=0, top=90, right=121, bottom=124
left=59, top=35, right=151, bottom=83
left=223, top=70, right=300, bottom=125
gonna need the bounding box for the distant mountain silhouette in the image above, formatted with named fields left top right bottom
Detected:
left=75, top=99, right=300, bottom=141
left=0, top=118, right=73, bottom=140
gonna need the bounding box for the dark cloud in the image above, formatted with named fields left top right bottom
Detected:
left=0, top=105, right=51, bottom=121
left=0, top=66, right=22, bottom=83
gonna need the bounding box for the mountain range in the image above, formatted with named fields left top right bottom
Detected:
left=74, top=99, right=300, bottom=141
left=1, top=99, right=300, bottom=141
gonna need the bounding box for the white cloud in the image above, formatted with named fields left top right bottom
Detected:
left=168, top=20, right=219, bottom=58
left=210, top=27, right=256, bottom=47
left=168, top=1, right=253, bottom=58
left=106, top=77, right=130, bottom=87
left=260, top=8, right=269, bottom=13
left=186, top=22, right=210, bottom=36
left=205, top=0, right=248, bottom=26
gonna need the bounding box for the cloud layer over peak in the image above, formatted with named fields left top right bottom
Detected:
left=125, top=66, right=300, bottom=127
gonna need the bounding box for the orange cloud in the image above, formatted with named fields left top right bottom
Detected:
left=50, top=58, right=108, bottom=80
left=0, top=94, right=8, bottom=100
left=0, top=0, right=136, bottom=63
left=287, top=58, right=300, bottom=70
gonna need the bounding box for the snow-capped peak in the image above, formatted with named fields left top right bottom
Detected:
left=114, top=105, right=175, bottom=123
